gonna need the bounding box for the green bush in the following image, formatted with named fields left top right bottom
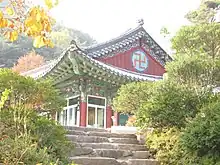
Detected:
left=0, top=136, right=53, bottom=165
left=0, top=69, right=72, bottom=164
left=31, top=116, right=74, bottom=164
left=180, top=101, right=220, bottom=164
left=146, top=128, right=182, bottom=165
left=136, top=81, right=210, bottom=129
left=0, top=108, right=73, bottom=164
left=113, top=81, right=156, bottom=114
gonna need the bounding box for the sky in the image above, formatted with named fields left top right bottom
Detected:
left=35, top=0, right=201, bottom=53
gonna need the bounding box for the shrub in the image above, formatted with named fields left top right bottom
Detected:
left=180, top=101, right=220, bottom=164
left=136, top=81, right=212, bottom=129
left=146, top=128, right=182, bottom=165
left=31, top=116, right=73, bottom=164
left=113, top=81, right=156, bottom=114
left=0, top=136, right=53, bottom=165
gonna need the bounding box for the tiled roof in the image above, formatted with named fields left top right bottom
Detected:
left=85, top=25, right=172, bottom=64
left=22, top=23, right=168, bottom=82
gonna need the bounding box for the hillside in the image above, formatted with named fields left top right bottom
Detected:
left=0, top=24, right=96, bottom=68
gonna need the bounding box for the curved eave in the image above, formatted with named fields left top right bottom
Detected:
left=43, top=47, right=163, bottom=86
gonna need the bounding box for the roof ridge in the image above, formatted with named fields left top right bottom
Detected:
left=84, top=25, right=143, bottom=50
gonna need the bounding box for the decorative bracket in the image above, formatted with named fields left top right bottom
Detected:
left=78, top=79, right=88, bottom=102
left=68, top=51, right=80, bottom=75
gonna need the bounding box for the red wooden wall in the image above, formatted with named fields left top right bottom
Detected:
left=97, top=46, right=165, bottom=76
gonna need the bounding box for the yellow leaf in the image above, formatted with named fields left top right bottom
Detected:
left=6, top=7, right=14, bottom=16
left=0, top=19, right=8, bottom=28
left=0, top=11, right=3, bottom=20
left=5, top=31, right=18, bottom=42
left=46, top=39, right=54, bottom=48
left=44, top=0, right=53, bottom=9
left=10, top=31, right=18, bottom=42
left=33, top=36, right=46, bottom=48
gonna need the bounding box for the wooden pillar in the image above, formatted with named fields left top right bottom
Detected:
left=113, top=112, right=119, bottom=126
left=106, top=105, right=113, bottom=128
left=79, top=80, right=87, bottom=127
left=80, top=100, right=87, bottom=127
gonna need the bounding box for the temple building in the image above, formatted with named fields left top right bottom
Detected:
left=22, top=21, right=172, bottom=129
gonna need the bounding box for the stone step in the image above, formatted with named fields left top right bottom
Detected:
left=109, top=138, right=139, bottom=144
left=75, top=143, right=147, bottom=151
left=67, top=135, right=139, bottom=144
left=67, top=135, right=109, bottom=143
left=132, top=151, right=151, bottom=159
left=70, top=157, right=158, bottom=165
left=72, top=148, right=151, bottom=159
left=64, top=126, right=108, bottom=133
left=126, top=159, right=159, bottom=165
left=70, top=157, right=121, bottom=165
left=67, top=130, right=137, bottom=139
left=71, top=147, right=94, bottom=156
left=92, top=149, right=133, bottom=159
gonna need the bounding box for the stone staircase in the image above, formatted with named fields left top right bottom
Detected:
left=64, top=126, right=158, bottom=165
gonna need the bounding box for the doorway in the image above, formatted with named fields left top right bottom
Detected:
left=87, top=95, right=106, bottom=128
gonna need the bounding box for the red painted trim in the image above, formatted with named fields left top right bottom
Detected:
left=97, top=46, right=165, bottom=76
left=80, top=101, right=87, bottom=127
left=106, top=105, right=113, bottom=128
left=140, top=47, right=165, bottom=70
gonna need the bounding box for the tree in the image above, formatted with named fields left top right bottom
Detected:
left=185, top=0, right=220, bottom=24
left=0, top=68, right=65, bottom=113
left=0, top=68, right=72, bottom=164
left=171, top=23, right=220, bottom=58
left=50, top=25, right=96, bottom=48
left=113, top=81, right=156, bottom=114
left=165, top=54, right=220, bottom=87
left=0, top=0, right=58, bottom=48
left=12, top=50, right=45, bottom=73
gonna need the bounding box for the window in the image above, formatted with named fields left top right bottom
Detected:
left=68, top=96, right=79, bottom=106
left=88, top=96, right=105, bottom=106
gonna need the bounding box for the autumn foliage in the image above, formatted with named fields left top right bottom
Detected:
left=0, top=0, right=58, bottom=48
left=12, top=51, right=44, bottom=73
